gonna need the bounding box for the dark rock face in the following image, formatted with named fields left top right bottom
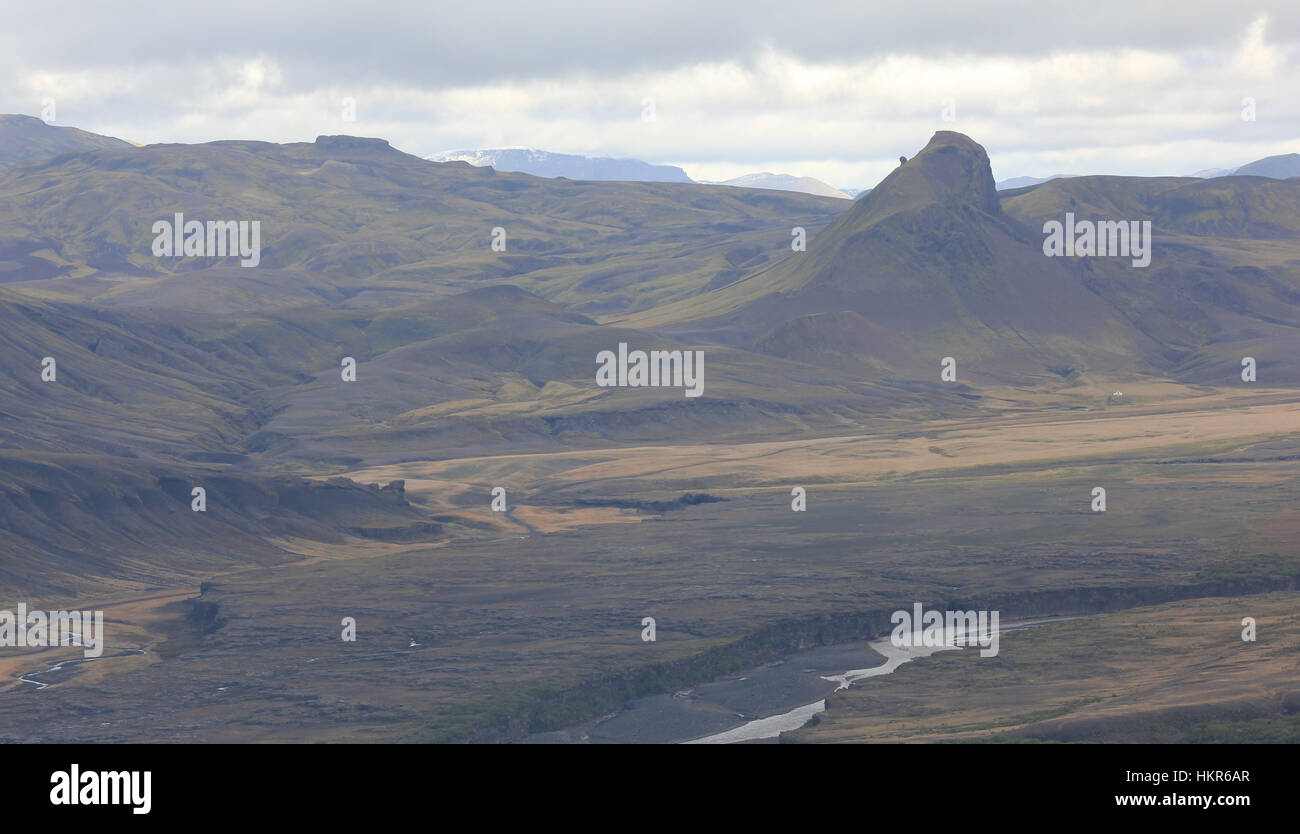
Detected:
left=883, top=130, right=1001, bottom=216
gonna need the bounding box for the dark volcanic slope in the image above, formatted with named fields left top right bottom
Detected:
left=0, top=133, right=846, bottom=315
left=0, top=281, right=962, bottom=466
left=0, top=454, right=427, bottom=597
left=0, top=277, right=969, bottom=595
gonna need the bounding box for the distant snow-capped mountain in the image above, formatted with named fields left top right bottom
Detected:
left=1189, top=167, right=1236, bottom=178
left=428, top=148, right=693, bottom=183
left=712, top=172, right=851, bottom=199
left=995, top=174, right=1075, bottom=191
left=1185, top=153, right=1299, bottom=179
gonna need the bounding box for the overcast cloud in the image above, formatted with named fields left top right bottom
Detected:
left=2, top=1, right=1297, bottom=188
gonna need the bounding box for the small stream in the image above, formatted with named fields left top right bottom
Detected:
left=14, top=646, right=147, bottom=691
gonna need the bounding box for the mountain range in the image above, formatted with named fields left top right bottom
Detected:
left=1003, top=153, right=1300, bottom=190
left=428, top=146, right=856, bottom=198
left=1, top=117, right=1298, bottom=584
left=429, top=147, right=692, bottom=183
left=3, top=114, right=1299, bottom=743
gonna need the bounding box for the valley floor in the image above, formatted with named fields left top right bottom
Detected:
left=2, top=385, right=1298, bottom=742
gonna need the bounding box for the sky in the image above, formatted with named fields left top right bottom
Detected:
left=2, top=1, right=1298, bottom=189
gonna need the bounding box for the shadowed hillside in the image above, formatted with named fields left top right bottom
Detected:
left=0, top=453, right=428, bottom=597
left=1002, top=174, right=1300, bottom=383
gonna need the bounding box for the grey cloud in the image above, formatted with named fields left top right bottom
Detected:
left=2, top=1, right=1299, bottom=90
left=1, top=1, right=1297, bottom=187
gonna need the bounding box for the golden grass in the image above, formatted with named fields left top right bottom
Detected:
left=342, top=388, right=1300, bottom=500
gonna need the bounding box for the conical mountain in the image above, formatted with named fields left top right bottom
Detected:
left=661, top=131, right=1155, bottom=384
